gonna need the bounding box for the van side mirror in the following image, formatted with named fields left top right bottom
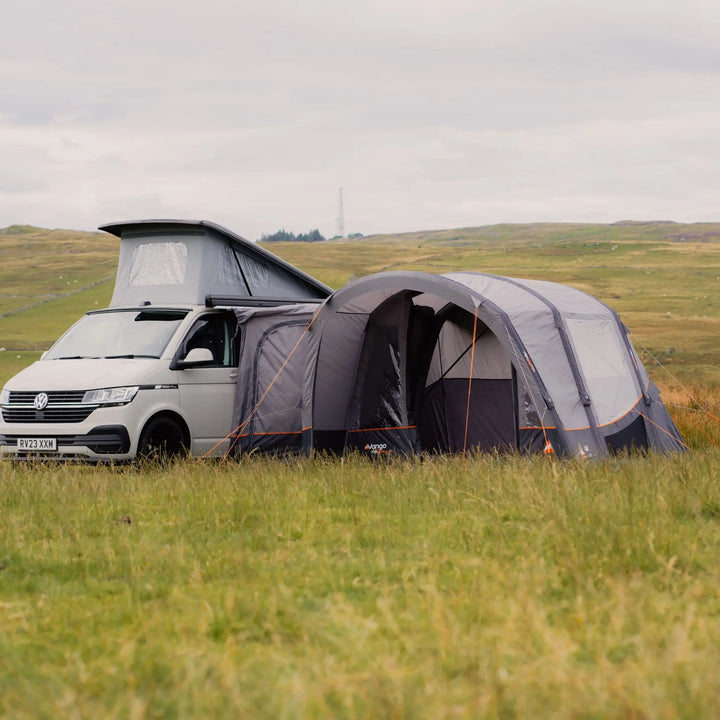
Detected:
left=171, top=347, right=214, bottom=370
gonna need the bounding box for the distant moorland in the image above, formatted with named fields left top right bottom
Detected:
left=1, top=220, right=719, bottom=389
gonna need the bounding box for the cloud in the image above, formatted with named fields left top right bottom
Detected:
left=1, top=0, right=719, bottom=238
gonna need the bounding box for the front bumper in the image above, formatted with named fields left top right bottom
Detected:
left=0, top=425, right=131, bottom=460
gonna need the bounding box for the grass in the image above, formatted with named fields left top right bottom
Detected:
left=2, top=221, right=720, bottom=717
left=1, top=454, right=720, bottom=718
left=0, top=225, right=116, bottom=312
left=0, top=225, right=116, bottom=350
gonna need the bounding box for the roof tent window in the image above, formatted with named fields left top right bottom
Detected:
left=129, top=242, right=188, bottom=286
left=235, top=251, right=269, bottom=292
left=565, top=315, right=639, bottom=426
left=214, top=245, right=250, bottom=292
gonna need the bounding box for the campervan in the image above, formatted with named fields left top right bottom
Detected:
left=0, top=220, right=330, bottom=461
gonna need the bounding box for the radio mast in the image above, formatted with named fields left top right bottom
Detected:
left=336, top=187, right=346, bottom=239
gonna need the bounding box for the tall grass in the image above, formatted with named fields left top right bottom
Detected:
left=1, top=453, right=719, bottom=718
left=2, top=222, right=720, bottom=717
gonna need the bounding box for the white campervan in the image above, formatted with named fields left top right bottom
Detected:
left=0, top=220, right=330, bottom=461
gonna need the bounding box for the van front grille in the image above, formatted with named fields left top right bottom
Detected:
left=6, top=391, right=87, bottom=404
left=2, top=407, right=96, bottom=423
left=1, top=391, right=97, bottom=424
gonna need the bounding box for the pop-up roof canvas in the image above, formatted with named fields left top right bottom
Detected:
left=100, top=220, right=332, bottom=307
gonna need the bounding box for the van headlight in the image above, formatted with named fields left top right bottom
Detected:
left=82, top=386, right=140, bottom=406
left=0, top=387, right=8, bottom=405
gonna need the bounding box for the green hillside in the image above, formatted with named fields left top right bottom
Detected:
left=1, top=221, right=719, bottom=391
left=0, top=225, right=118, bottom=347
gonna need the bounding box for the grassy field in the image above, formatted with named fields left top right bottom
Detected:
left=1, top=455, right=720, bottom=718
left=1, top=221, right=720, bottom=718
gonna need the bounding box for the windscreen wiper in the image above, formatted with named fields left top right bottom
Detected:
left=103, top=354, right=159, bottom=359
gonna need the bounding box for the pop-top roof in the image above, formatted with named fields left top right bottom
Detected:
left=100, top=219, right=332, bottom=307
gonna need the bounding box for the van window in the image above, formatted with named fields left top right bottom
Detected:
left=45, top=309, right=189, bottom=360
left=180, top=313, right=239, bottom=367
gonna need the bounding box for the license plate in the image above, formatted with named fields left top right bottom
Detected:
left=17, top=438, right=57, bottom=452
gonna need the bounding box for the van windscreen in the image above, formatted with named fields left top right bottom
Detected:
left=45, top=309, right=189, bottom=360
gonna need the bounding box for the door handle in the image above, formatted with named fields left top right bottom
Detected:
left=229, top=370, right=238, bottom=380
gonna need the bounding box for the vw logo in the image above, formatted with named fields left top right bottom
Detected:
left=34, top=393, right=49, bottom=411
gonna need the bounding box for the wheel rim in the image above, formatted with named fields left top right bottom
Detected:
left=142, top=419, right=185, bottom=458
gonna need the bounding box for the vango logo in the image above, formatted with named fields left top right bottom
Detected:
left=364, top=443, right=391, bottom=455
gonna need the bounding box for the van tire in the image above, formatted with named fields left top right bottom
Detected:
left=138, top=414, right=188, bottom=460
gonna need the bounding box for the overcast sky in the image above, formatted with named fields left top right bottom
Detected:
left=1, top=0, right=719, bottom=240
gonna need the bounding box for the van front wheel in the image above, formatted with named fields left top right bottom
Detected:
left=138, top=415, right=188, bottom=460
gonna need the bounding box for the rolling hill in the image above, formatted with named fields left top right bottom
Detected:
left=1, top=220, right=719, bottom=390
